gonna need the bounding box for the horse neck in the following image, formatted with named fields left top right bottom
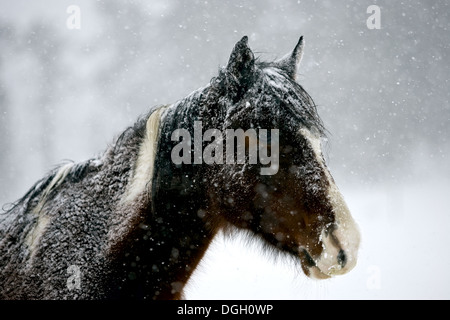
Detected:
left=167, top=83, right=228, bottom=130
left=108, top=90, right=224, bottom=299
left=145, top=91, right=222, bottom=298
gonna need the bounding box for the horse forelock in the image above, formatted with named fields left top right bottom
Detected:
left=260, top=65, right=326, bottom=136
left=209, top=61, right=326, bottom=139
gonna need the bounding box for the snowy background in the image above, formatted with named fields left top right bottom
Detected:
left=1, top=0, right=449, bottom=299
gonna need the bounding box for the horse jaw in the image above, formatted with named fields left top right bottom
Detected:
left=299, top=128, right=361, bottom=279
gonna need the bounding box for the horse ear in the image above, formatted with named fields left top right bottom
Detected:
left=275, top=36, right=305, bottom=80
left=226, top=36, right=255, bottom=84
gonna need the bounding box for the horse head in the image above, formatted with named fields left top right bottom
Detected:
left=205, top=36, right=360, bottom=279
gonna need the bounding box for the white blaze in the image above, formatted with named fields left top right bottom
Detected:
left=299, top=128, right=360, bottom=278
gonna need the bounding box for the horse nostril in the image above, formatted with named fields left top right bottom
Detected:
left=337, top=249, right=347, bottom=268
left=303, top=249, right=316, bottom=267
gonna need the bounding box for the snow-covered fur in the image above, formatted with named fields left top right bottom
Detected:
left=0, top=113, right=150, bottom=299
left=0, top=36, right=359, bottom=299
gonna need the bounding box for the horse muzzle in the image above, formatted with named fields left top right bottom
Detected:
left=301, top=221, right=360, bottom=279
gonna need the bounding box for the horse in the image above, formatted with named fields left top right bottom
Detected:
left=0, top=36, right=360, bottom=299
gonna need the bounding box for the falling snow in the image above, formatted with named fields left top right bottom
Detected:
left=0, top=0, right=449, bottom=299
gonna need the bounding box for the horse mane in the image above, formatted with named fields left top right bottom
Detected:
left=258, top=60, right=327, bottom=137
left=208, top=59, right=327, bottom=139
left=0, top=111, right=157, bottom=278
left=0, top=108, right=158, bottom=220
left=0, top=160, right=93, bottom=230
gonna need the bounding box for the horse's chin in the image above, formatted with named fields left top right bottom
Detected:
left=302, top=264, right=340, bottom=280
left=299, top=249, right=332, bottom=279
left=302, top=265, right=331, bottom=279
left=299, top=253, right=340, bottom=280
left=299, top=250, right=358, bottom=280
